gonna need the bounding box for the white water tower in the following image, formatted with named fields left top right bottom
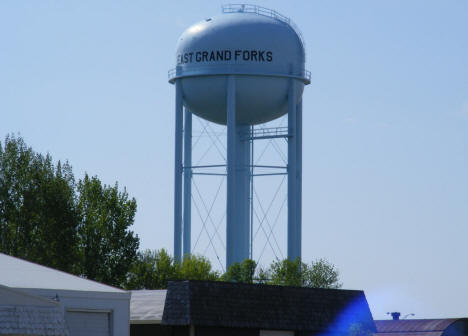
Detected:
left=169, top=4, right=310, bottom=269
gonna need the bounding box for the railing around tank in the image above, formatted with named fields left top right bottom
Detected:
left=221, top=4, right=305, bottom=51
left=222, top=4, right=290, bottom=22
left=168, top=68, right=177, bottom=80
left=168, top=66, right=311, bottom=84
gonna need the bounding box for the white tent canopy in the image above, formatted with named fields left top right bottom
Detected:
left=130, top=290, right=167, bottom=324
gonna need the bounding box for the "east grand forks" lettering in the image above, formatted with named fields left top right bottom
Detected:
left=177, top=50, right=273, bottom=64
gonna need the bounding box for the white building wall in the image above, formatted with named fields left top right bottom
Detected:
left=21, top=288, right=130, bottom=336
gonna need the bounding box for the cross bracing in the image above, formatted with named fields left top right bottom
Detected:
left=180, top=114, right=293, bottom=270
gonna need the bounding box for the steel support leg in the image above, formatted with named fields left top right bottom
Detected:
left=183, top=108, right=192, bottom=258
left=250, top=126, right=254, bottom=260
left=174, top=80, right=183, bottom=263
left=288, top=79, right=300, bottom=261
left=296, top=99, right=302, bottom=260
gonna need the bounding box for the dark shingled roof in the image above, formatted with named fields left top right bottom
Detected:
left=162, top=280, right=376, bottom=333
left=375, top=319, right=468, bottom=336
left=375, top=319, right=458, bottom=333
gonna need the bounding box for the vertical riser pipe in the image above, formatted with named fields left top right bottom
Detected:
left=226, top=75, right=237, bottom=268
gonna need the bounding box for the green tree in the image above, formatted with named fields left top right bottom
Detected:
left=269, top=258, right=341, bottom=289
left=222, top=259, right=257, bottom=283
left=124, top=249, right=220, bottom=289
left=178, top=254, right=220, bottom=281
left=126, top=249, right=178, bottom=289
left=0, top=135, right=79, bottom=273
left=269, top=258, right=305, bottom=287
left=0, top=134, right=140, bottom=286
left=303, top=258, right=342, bottom=289
left=77, top=174, right=139, bottom=287
left=256, top=266, right=270, bottom=284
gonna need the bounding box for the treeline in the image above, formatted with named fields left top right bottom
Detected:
left=126, top=249, right=341, bottom=290
left=0, top=135, right=341, bottom=290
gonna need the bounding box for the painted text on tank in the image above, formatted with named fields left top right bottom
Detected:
left=177, top=50, right=273, bottom=64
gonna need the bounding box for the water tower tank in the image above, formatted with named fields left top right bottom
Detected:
left=169, top=6, right=310, bottom=125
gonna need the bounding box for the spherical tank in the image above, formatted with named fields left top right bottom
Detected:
left=169, top=6, right=309, bottom=125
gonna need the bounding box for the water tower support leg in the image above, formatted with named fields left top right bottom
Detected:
left=174, top=80, right=183, bottom=263
left=183, top=108, right=192, bottom=258
left=287, top=79, right=299, bottom=261
left=226, top=75, right=237, bottom=269
left=296, top=99, right=302, bottom=260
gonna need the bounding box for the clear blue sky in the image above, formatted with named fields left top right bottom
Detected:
left=1, top=0, right=467, bottom=320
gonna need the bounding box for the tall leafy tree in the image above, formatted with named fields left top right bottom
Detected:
left=0, top=135, right=79, bottom=273
left=77, top=174, right=139, bottom=287
left=0, top=134, right=140, bottom=285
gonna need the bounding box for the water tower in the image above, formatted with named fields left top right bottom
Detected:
left=169, top=4, right=310, bottom=269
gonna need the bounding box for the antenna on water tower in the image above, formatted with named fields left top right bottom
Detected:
left=168, top=4, right=311, bottom=270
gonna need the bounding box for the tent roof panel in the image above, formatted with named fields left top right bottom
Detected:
left=130, top=290, right=167, bottom=324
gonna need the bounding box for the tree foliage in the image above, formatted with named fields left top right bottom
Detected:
left=125, top=250, right=341, bottom=290
left=0, top=135, right=79, bottom=273
left=222, top=259, right=257, bottom=284
left=303, top=258, right=342, bottom=289
left=178, top=254, right=220, bottom=281
left=268, top=258, right=341, bottom=288
left=125, top=249, right=178, bottom=289
left=0, top=134, right=139, bottom=286
left=125, top=249, right=219, bottom=289
left=77, top=174, right=139, bottom=287
left=269, top=258, right=305, bottom=287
